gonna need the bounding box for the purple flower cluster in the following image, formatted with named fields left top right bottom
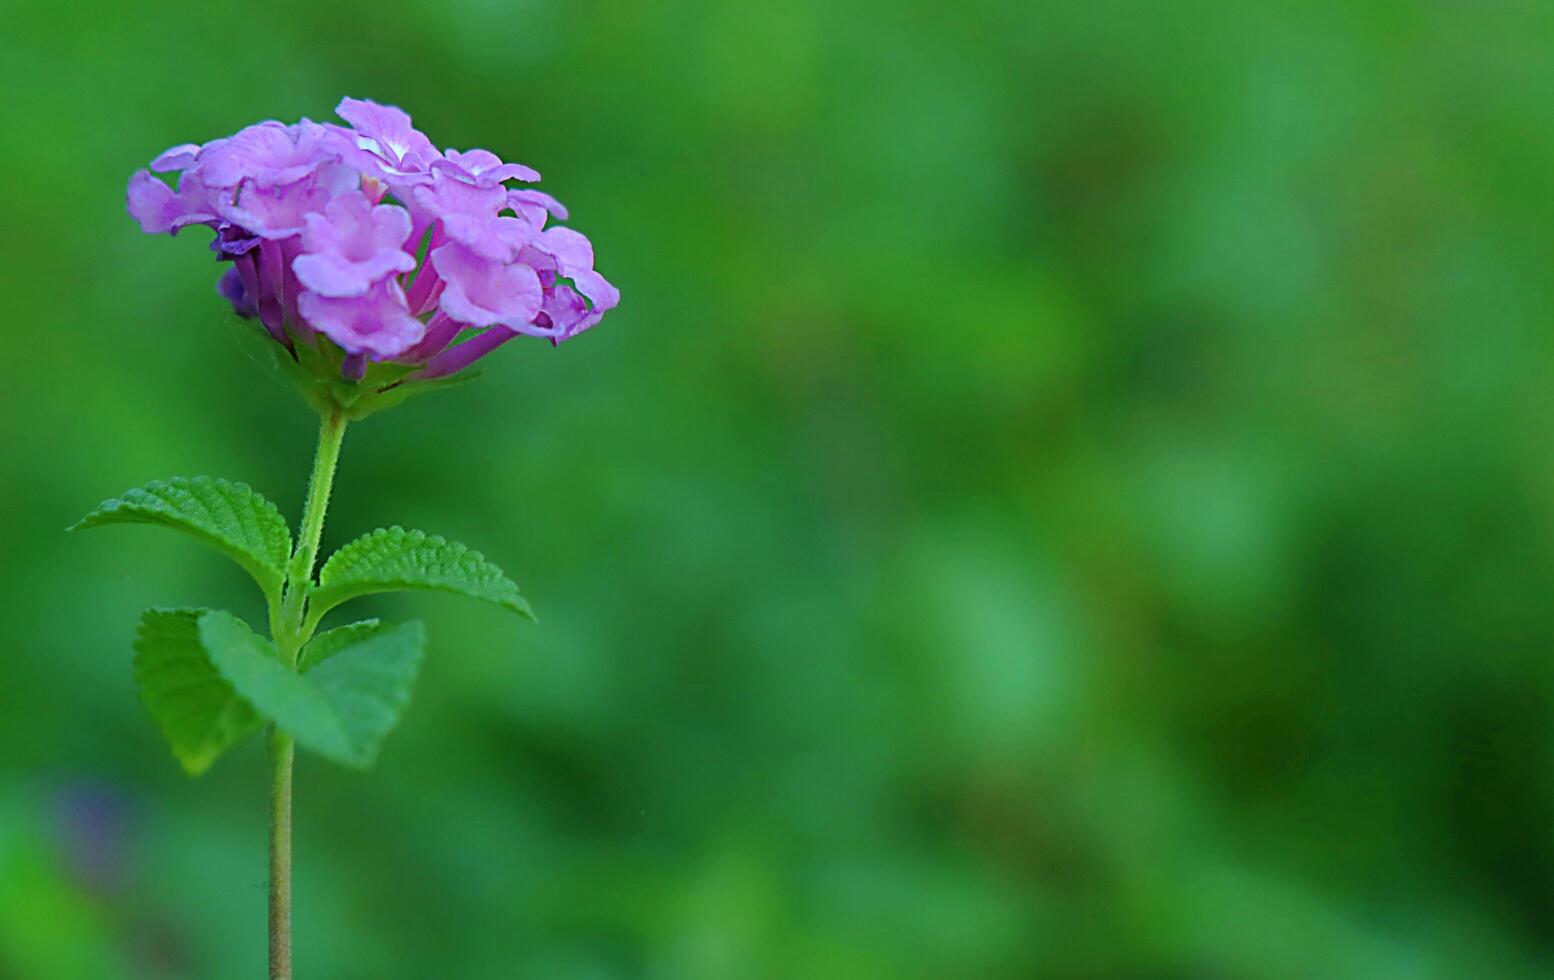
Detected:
left=127, top=98, right=618, bottom=379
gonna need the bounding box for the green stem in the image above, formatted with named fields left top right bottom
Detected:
left=279, top=409, right=348, bottom=661
left=269, top=407, right=348, bottom=980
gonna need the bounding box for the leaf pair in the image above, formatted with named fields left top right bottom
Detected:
left=71, top=476, right=535, bottom=622
left=74, top=475, right=535, bottom=774
left=135, top=609, right=424, bottom=773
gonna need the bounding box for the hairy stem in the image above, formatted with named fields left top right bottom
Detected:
left=270, top=407, right=348, bottom=980
left=280, top=409, right=348, bottom=659
left=268, top=728, right=294, bottom=980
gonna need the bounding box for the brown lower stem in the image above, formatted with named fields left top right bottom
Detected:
left=269, top=726, right=294, bottom=980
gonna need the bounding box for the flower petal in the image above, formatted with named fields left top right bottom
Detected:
left=292, top=192, right=415, bottom=296
left=298, top=279, right=426, bottom=359
left=151, top=142, right=203, bottom=172
left=430, top=243, right=543, bottom=328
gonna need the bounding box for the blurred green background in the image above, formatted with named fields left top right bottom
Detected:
left=5, top=0, right=1554, bottom=976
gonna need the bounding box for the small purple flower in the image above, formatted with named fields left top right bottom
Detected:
left=430, top=242, right=543, bottom=329
left=200, top=121, right=337, bottom=190
left=216, top=170, right=349, bottom=241
left=523, top=228, right=620, bottom=342
left=126, top=170, right=222, bottom=235
left=411, top=172, right=535, bottom=262
left=292, top=193, right=416, bottom=298
left=298, top=279, right=425, bottom=359
left=532, top=227, right=594, bottom=278
left=126, top=96, right=619, bottom=394
left=328, top=98, right=440, bottom=186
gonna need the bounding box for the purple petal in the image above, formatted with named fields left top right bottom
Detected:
left=200, top=120, right=338, bottom=190
left=292, top=252, right=397, bottom=297
left=411, top=172, right=504, bottom=219
left=430, top=243, right=543, bottom=328
left=126, top=170, right=219, bottom=234
left=508, top=189, right=568, bottom=228
left=331, top=97, right=440, bottom=185
left=151, top=143, right=203, bottom=172
left=436, top=148, right=541, bottom=186
left=211, top=222, right=261, bottom=258
left=126, top=171, right=182, bottom=234
left=216, top=171, right=345, bottom=241
left=298, top=279, right=426, bottom=359
left=534, top=227, right=595, bottom=278
left=335, top=98, right=434, bottom=159
left=545, top=270, right=619, bottom=344
left=292, top=192, right=415, bottom=297
left=217, top=266, right=258, bottom=318
left=571, top=268, right=620, bottom=312
left=412, top=172, right=532, bottom=261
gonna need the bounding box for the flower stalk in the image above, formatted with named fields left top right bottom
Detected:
left=86, top=95, right=596, bottom=973
left=269, top=408, right=347, bottom=979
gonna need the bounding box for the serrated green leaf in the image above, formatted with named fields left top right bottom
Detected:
left=305, top=621, right=427, bottom=767
left=196, top=611, right=349, bottom=762
left=299, top=618, right=386, bottom=671
left=198, top=611, right=424, bottom=768
left=133, top=608, right=260, bottom=776
left=308, top=526, right=534, bottom=625
left=72, top=477, right=292, bottom=597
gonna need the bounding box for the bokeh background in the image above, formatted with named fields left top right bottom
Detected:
left=5, top=0, right=1554, bottom=976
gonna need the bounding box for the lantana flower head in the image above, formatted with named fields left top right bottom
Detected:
left=126, top=97, right=618, bottom=416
